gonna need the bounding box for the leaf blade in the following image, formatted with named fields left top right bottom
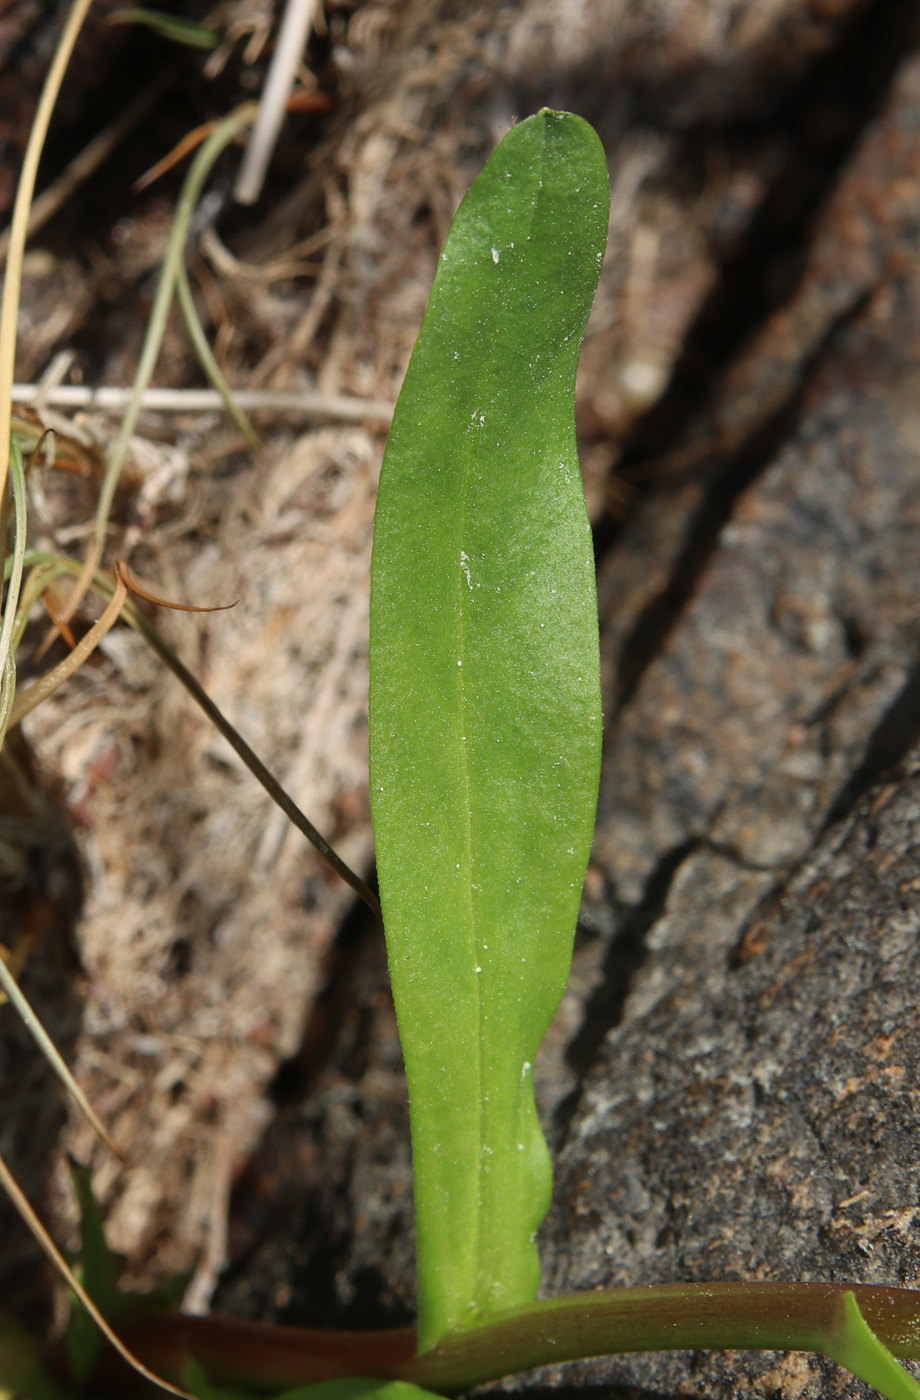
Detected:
left=369, top=109, right=609, bottom=1350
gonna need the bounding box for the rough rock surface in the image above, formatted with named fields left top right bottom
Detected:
left=524, top=765, right=920, bottom=1400
left=519, top=29, right=920, bottom=1400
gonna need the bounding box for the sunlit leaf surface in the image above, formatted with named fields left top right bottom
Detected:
left=370, top=110, right=608, bottom=1351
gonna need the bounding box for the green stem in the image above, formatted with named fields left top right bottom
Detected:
left=409, top=1284, right=920, bottom=1393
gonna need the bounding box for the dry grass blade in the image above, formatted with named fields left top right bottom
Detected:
left=234, top=0, right=321, bottom=204
left=0, top=444, right=26, bottom=661
left=8, top=575, right=128, bottom=728
left=0, top=957, right=128, bottom=1163
left=0, top=441, right=29, bottom=746
left=0, top=1150, right=192, bottom=1399
left=11, top=382, right=395, bottom=423
left=0, top=0, right=97, bottom=504
left=200, top=223, right=321, bottom=283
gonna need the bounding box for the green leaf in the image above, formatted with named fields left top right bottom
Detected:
left=276, top=1380, right=445, bottom=1400
left=0, top=1312, right=66, bottom=1400
left=369, top=109, right=608, bottom=1351
left=825, top=1292, right=920, bottom=1400
left=182, top=1365, right=445, bottom=1400
left=66, top=1159, right=126, bottom=1385
left=185, top=1356, right=255, bottom=1400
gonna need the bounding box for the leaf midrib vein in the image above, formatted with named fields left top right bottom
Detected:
left=456, top=131, right=546, bottom=1316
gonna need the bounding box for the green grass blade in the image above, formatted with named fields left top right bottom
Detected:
left=96, top=101, right=255, bottom=544
left=369, top=109, right=608, bottom=1350
left=107, top=8, right=220, bottom=47
left=66, top=1160, right=126, bottom=1384
left=175, top=260, right=262, bottom=452
left=62, top=101, right=255, bottom=627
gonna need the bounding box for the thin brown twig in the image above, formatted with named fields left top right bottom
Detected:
left=115, top=559, right=239, bottom=613
left=285, top=88, right=334, bottom=114
left=26, top=427, right=55, bottom=471
left=129, top=605, right=382, bottom=923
